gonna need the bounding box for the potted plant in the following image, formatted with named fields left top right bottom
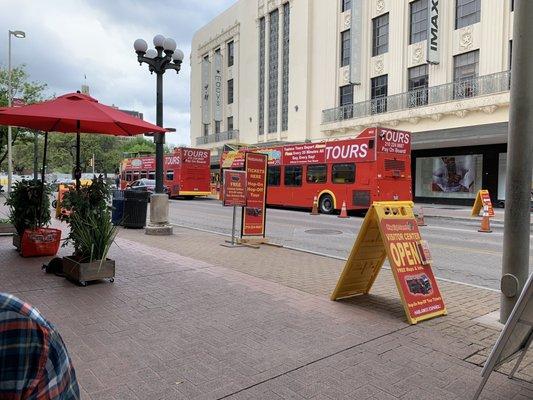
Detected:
left=4, top=180, right=60, bottom=256
left=61, top=177, right=117, bottom=286
left=0, top=217, right=16, bottom=235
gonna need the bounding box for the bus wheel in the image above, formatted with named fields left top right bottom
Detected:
left=319, top=194, right=334, bottom=214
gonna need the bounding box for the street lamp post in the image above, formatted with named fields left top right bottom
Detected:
left=133, top=35, right=184, bottom=235
left=7, top=30, right=25, bottom=193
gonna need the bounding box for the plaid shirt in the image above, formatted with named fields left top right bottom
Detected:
left=0, top=293, right=79, bottom=399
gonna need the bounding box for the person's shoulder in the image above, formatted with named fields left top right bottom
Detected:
left=0, top=293, right=51, bottom=329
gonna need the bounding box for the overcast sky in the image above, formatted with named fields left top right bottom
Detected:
left=0, top=0, right=236, bottom=145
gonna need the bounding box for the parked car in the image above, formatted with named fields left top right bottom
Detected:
left=126, top=179, right=169, bottom=195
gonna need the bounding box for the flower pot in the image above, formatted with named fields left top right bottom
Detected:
left=13, top=233, right=21, bottom=252
left=62, top=256, right=115, bottom=286
left=0, top=223, right=16, bottom=235
left=20, top=228, right=61, bottom=258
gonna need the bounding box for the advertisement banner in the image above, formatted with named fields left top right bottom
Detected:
left=223, top=170, right=247, bottom=207
left=201, top=58, right=211, bottom=124
left=180, top=148, right=210, bottom=165
left=380, top=218, right=445, bottom=323
left=331, top=201, right=446, bottom=325
left=427, top=0, right=440, bottom=64
left=213, top=51, right=223, bottom=122
left=377, top=128, right=411, bottom=155
left=242, top=153, right=267, bottom=237
left=471, top=189, right=495, bottom=217
left=432, top=155, right=476, bottom=193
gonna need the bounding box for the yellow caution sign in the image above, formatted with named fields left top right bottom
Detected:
left=331, top=201, right=447, bottom=325
left=471, top=189, right=495, bottom=217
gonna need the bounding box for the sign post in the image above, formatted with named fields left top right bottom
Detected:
left=221, top=169, right=247, bottom=248
left=331, top=201, right=446, bottom=324
left=241, top=153, right=268, bottom=242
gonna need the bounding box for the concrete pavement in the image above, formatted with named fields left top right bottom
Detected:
left=0, top=223, right=532, bottom=399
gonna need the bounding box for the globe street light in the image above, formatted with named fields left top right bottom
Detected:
left=7, top=30, right=26, bottom=193
left=133, top=34, right=184, bottom=235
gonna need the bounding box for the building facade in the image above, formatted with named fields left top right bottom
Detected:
left=190, top=0, right=515, bottom=205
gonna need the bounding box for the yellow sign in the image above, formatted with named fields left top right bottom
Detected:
left=331, top=201, right=447, bottom=325
left=471, top=189, right=495, bottom=217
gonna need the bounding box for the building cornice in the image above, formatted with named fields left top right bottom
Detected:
left=197, top=22, right=240, bottom=57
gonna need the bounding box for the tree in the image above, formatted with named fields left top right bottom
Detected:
left=0, top=65, right=48, bottom=170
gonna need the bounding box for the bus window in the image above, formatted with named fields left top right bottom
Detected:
left=133, top=171, right=140, bottom=181
left=284, top=166, right=302, bottom=186
left=140, top=171, right=147, bottom=179
left=267, top=166, right=281, bottom=186
left=332, top=163, right=355, bottom=184
left=306, top=164, right=327, bottom=183
left=148, top=171, right=155, bottom=180
left=125, top=172, right=132, bottom=181
left=166, top=170, right=174, bottom=180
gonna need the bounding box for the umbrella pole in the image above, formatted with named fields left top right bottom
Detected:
left=76, top=121, right=81, bottom=190
left=38, top=131, right=48, bottom=227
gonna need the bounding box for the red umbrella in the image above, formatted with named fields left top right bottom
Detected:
left=0, top=92, right=165, bottom=189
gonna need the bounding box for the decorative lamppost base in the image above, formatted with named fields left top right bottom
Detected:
left=145, top=193, right=173, bottom=236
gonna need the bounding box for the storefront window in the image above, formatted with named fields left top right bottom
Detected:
left=415, top=155, right=483, bottom=199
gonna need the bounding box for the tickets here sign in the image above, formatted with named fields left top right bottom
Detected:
left=242, top=153, right=267, bottom=237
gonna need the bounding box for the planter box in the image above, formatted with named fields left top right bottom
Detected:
left=21, top=228, right=61, bottom=258
left=0, top=223, right=16, bottom=235
left=13, top=233, right=21, bottom=252
left=62, top=256, right=115, bottom=286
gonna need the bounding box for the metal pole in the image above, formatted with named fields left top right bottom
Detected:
left=155, top=71, right=164, bottom=193
left=501, top=0, right=533, bottom=323
left=33, top=131, right=38, bottom=181
left=231, top=205, right=237, bottom=245
left=75, top=124, right=81, bottom=191
left=7, top=32, right=12, bottom=193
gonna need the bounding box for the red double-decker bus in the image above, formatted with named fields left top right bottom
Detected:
left=220, top=127, right=411, bottom=213
left=120, top=147, right=211, bottom=198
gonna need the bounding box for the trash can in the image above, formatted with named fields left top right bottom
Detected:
left=123, top=190, right=149, bottom=229
left=111, top=190, right=125, bottom=226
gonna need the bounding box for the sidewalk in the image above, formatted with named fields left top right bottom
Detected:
left=0, top=224, right=532, bottom=399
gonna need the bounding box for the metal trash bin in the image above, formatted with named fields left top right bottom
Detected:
left=123, top=190, right=149, bottom=229
left=111, top=190, right=125, bottom=226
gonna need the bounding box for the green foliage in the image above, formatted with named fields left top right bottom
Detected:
left=61, top=176, right=116, bottom=261
left=121, top=136, right=156, bottom=156
left=4, top=180, right=51, bottom=235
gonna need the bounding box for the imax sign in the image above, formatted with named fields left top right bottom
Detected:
left=427, top=0, right=440, bottom=64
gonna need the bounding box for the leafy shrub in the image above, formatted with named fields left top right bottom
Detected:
left=5, top=180, right=51, bottom=235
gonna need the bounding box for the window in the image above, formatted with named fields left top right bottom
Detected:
left=227, top=79, right=234, bottom=104
left=410, top=0, right=428, bottom=44
left=258, top=17, right=266, bottom=135
left=341, top=30, right=351, bottom=67
left=133, top=171, right=140, bottom=181
left=509, top=40, right=512, bottom=71
left=511, top=0, right=514, bottom=11
left=454, top=50, right=479, bottom=98
left=281, top=2, right=290, bottom=131
left=341, top=0, right=351, bottom=12
left=339, top=84, right=353, bottom=119
left=148, top=171, right=155, bottom=180
left=203, top=123, right=209, bottom=136
left=215, top=121, right=221, bottom=134
left=140, top=171, right=147, bottom=179
left=125, top=171, right=132, bottom=181
left=456, top=0, right=481, bottom=29
left=268, top=9, right=280, bottom=133
left=408, top=65, right=428, bottom=107
left=267, top=166, right=281, bottom=186
left=166, top=170, right=174, bottom=181
left=284, top=165, right=302, bottom=186
left=307, top=164, right=327, bottom=183
left=332, top=163, right=355, bottom=183
left=227, top=116, right=234, bottom=131
left=371, top=74, right=388, bottom=114
left=372, top=13, right=389, bottom=56
left=227, top=41, right=234, bottom=67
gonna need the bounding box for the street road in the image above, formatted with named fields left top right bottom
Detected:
left=167, top=198, right=532, bottom=290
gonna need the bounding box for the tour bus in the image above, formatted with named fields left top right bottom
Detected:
left=220, top=127, right=411, bottom=213
left=120, top=147, right=211, bottom=198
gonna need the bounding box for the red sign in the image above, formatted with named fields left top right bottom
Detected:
left=377, top=128, right=411, bottom=155
left=223, top=170, right=247, bottom=207
left=242, top=153, right=267, bottom=237
left=480, top=190, right=495, bottom=217
left=380, top=218, right=445, bottom=321
left=181, top=148, right=210, bottom=165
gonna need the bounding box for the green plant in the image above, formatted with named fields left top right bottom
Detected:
left=68, top=210, right=117, bottom=263
left=5, top=180, right=51, bottom=235
left=61, top=176, right=116, bottom=261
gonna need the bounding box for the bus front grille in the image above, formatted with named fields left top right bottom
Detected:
left=384, top=159, right=405, bottom=172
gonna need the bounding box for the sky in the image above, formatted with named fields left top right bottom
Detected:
left=0, top=0, right=236, bottom=145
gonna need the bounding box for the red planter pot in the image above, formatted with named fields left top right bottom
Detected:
left=21, top=228, right=61, bottom=258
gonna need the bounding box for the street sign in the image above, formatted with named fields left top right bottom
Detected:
left=223, top=170, right=246, bottom=207
left=473, top=273, right=533, bottom=400
left=241, top=153, right=267, bottom=237
left=471, top=189, right=495, bottom=217
left=331, top=201, right=447, bottom=325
